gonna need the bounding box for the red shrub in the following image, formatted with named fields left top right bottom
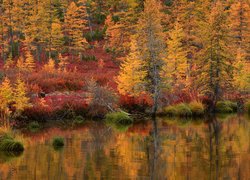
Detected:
left=22, top=94, right=88, bottom=122
left=26, top=70, right=85, bottom=93
left=119, top=93, right=153, bottom=112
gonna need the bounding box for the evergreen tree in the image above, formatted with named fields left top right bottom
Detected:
left=196, top=1, right=233, bottom=112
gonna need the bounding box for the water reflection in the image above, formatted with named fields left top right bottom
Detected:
left=0, top=115, right=249, bottom=179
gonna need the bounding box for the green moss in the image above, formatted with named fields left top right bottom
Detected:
left=105, top=111, right=133, bottom=125
left=216, top=101, right=237, bottom=113
left=28, top=121, right=40, bottom=132
left=189, top=101, right=205, bottom=116
left=175, top=103, right=192, bottom=117
left=52, top=137, right=64, bottom=148
left=163, top=105, right=177, bottom=116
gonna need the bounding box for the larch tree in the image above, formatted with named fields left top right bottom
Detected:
left=2, top=0, right=15, bottom=56
left=16, top=56, right=25, bottom=71
left=0, top=77, right=13, bottom=128
left=196, top=1, right=233, bottom=112
left=3, top=53, right=14, bottom=69
left=58, top=53, right=68, bottom=72
left=50, top=19, right=64, bottom=55
left=166, top=20, right=188, bottom=88
left=24, top=50, right=36, bottom=71
left=64, top=2, right=88, bottom=61
left=232, top=48, right=250, bottom=92
left=13, top=77, right=30, bottom=117
left=0, top=2, right=9, bottom=62
left=117, top=37, right=146, bottom=96
left=228, top=0, right=250, bottom=60
left=43, top=58, right=56, bottom=72
left=104, top=0, right=140, bottom=56
left=117, top=0, right=166, bottom=116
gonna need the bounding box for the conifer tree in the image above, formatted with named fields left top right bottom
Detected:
left=4, top=53, right=14, bottom=69
left=0, top=77, right=13, bottom=127
left=233, top=48, right=250, bottom=92
left=14, top=77, right=30, bottom=115
left=117, top=0, right=166, bottom=116
left=166, top=20, right=188, bottom=86
left=50, top=19, right=64, bottom=54
left=196, top=1, right=233, bottom=111
left=117, top=38, right=146, bottom=96
left=0, top=3, right=8, bottom=62
left=43, top=58, right=56, bottom=72
left=64, top=2, right=88, bottom=60
left=24, top=50, right=36, bottom=71
left=228, top=0, right=250, bottom=60
left=2, top=0, right=15, bottom=55
left=16, top=56, right=25, bottom=70
left=58, top=53, right=68, bottom=72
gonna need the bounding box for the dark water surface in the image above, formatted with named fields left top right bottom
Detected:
left=0, top=115, right=249, bottom=180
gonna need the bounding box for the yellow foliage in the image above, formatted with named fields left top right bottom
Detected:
left=4, top=54, right=14, bottom=69
left=58, top=53, right=68, bottom=72
left=43, top=58, right=56, bottom=72
left=166, top=21, right=188, bottom=85
left=16, top=56, right=25, bottom=70
left=24, top=50, right=36, bottom=71
left=0, top=77, right=13, bottom=127
left=13, top=77, right=31, bottom=113
left=117, top=38, right=146, bottom=96
left=233, top=49, right=250, bottom=92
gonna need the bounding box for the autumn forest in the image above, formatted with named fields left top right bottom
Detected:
left=0, top=0, right=249, bottom=179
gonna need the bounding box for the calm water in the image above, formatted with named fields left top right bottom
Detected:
left=0, top=115, right=249, bottom=180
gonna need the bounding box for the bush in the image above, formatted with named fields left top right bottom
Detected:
left=52, top=137, right=64, bottom=148
left=189, top=101, right=205, bottom=116
left=216, top=101, right=237, bottom=113
left=73, top=115, right=85, bottom=125
left=0, top=132, right=24, bottom=152
left=105, top=111, right=133, bottom=125
left=0, top=139, right=24, bottom=152
left=28, top=121, right=40, bottom=132
left=163, top=105, right=177, bottom=116
left=82, top=55, right=97, bottom=61
left=175, top=103, right=192, bottom=117
left=119, top=94, right=153, bottom=113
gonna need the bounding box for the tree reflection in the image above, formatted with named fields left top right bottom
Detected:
left=147, top=118, right=166, bottom=180
left=207, top=115, right=221, bottom=180
left=0, top=116, right=249, bottom=179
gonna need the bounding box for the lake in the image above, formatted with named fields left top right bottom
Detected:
left=0, top=115, right=249, bottom=180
